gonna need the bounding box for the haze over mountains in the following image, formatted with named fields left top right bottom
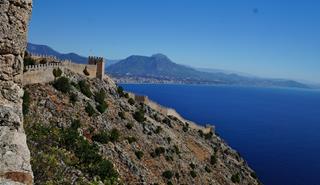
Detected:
left=27, top=43, right=309, bottom=88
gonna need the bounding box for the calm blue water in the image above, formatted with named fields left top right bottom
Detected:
left=121, top=84, right=320, bottom=185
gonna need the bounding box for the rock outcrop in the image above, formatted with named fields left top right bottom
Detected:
left=0, top=0, right=33, bottom=184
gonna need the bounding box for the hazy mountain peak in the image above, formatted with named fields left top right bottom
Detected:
left=151, top=53, right=169, bottom=59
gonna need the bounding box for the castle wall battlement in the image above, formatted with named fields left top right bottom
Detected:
left=23, top=55, right=105, bottom=85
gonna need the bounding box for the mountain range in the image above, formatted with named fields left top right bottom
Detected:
left=27, top=43, right=309, bottom=89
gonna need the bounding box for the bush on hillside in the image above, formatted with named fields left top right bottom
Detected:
left=162, top=170, right=174, bottom=179
left=53, top=77, right=71, bottom=93
left=96, top=101, right=107, bottom=113
left=69, top=93, right=78, bottom=104
left=95, top=89, right=106, bottom=104
left=128, top=98, right=135, bottom=105
left=190, top=170, right=197, bottom=178
left=85, top=103, right=96, bottom=116
left=53, top=67, right=62, bottom=78
left=118, top=111, right=126, bottom=119
left=231, top=173, right=240, bottom=183
left=126, top=136, right=137, bottom=144
left=79, top=80, right=92, bottom=98
left=133, top=109, right=145, bottom=123
left=135, top=150, right=144, bottom=160
left=117, top=86, right=125, bottom=97
left=92, top=131, right=110, bottom=144
left=109, top=128, right=120, bottom=142
left=210, top=154, right=217, bottom=165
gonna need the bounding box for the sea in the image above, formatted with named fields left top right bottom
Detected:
left=121, top=84, right=320, bottom=185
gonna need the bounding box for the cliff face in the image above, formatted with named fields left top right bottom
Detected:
left=24, top=69, right=261, bottom=185
left=0, top=0, right=33, bottom=184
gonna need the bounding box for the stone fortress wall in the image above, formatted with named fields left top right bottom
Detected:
left=128, top=93, right=214, bottom=134
left=23, top=54, right=104, bottom=85
left=0, top=0, right=34, bottom=184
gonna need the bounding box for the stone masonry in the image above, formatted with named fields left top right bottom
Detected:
left=0, top=0, right=33, bottom=184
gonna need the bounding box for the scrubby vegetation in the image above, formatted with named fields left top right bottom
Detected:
left=135, top=150, right=144, bottom=160
left=53, top=67, right=62, bottom=78
left=231, top=173, right=240, bottom=183
left=133, top=109, right=145, bottom=123
left=24, top=57, right=36, bottom=66
left=79, top=80, right=93, bottom=98
left=24, top=119, right=119, bottom=184
left=95, top=89, right=108, bottom=113
left=210, top=154, right=217, bottom=165
left=53, top=76, right=71, bottom=93
left=128, top=98, right=135, bottom=105
left=69, top=93, right=78, bottom=104
left=190, top=170, right=197, bottom=178
left=162, top=170, right=174, bottom=179
left=85, top=103, right=96, bottom=116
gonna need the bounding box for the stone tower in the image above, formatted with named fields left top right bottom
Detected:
left=88, top=56, right=105, bottom=80
left=0, top=0, right=33, bottom=184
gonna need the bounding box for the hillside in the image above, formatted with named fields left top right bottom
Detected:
left=107, top=54, right=309, bottom=88
left=23, top=69, right=261, bottom=185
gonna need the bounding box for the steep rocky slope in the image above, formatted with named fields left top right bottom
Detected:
left=23, top=69, right=260, bottom=185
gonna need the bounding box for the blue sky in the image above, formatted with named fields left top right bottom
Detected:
left=28, top=0, right=320, bottom=83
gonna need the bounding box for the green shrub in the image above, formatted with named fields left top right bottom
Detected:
left=167, top=181, right=173, bottom=185
left=117, top=86, right=125, bottom=97
left=135, top=150, right=144, bottom=160
left=166, top=137, right=171, bottom=144
left=92, top=131, right=110, bottom=144
left=126, top=136, right=137, bottom=144
left=22, top=90, right=31, bottom=115
left=53, top=77, right=71, bottom=93
left=250, top=172, right=257, bottom=179
left=173, top=145, right=180, bottom=155
left=95, top=89, right=106, bottom=104
left=128, top=98, right=135, bottom=105
left=71, top=119, right=81, bottom=130
left=96, top=102, right=108, bottom=113
left=155, top=126, right=162, bottom=134
left=69, top=93, right=78, bottom=104
left=190, top=170, right=197, bottom=178
left=204, top=131, right=213, bottom=140
left=85, top=103, right=96, bottom=116
left=79, top=80, right=92, bottom=98
left=24, top=57, right=36, bottom=66
left=124, top=93, right=129, bottom=98
left=126, top=123, right=134, bottom=130
left=162, top=170, right=174, bottom=179
left=53, top=68, right=62, bottom=78
left=198, top=130, right=204, bottom=137
left=93, top=160, right=118, bottom=182
left=231, top=173, right=240, bottom=183
left=182, top=125, right=189, bottom=132
left=162, top=118, right=172, bottom=127
left=205, top=166, right=211, bottom=173
left=109, top=128, right=120, bottom=142
left=210, top=154, right=217, bottom=165
left=155, top=147, right=165, bottom=156
left=133, top=110, right=145, bottom=123
left=118, top=111, right=126, bottom=119
left=189, top=163, right=196, bottom=169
